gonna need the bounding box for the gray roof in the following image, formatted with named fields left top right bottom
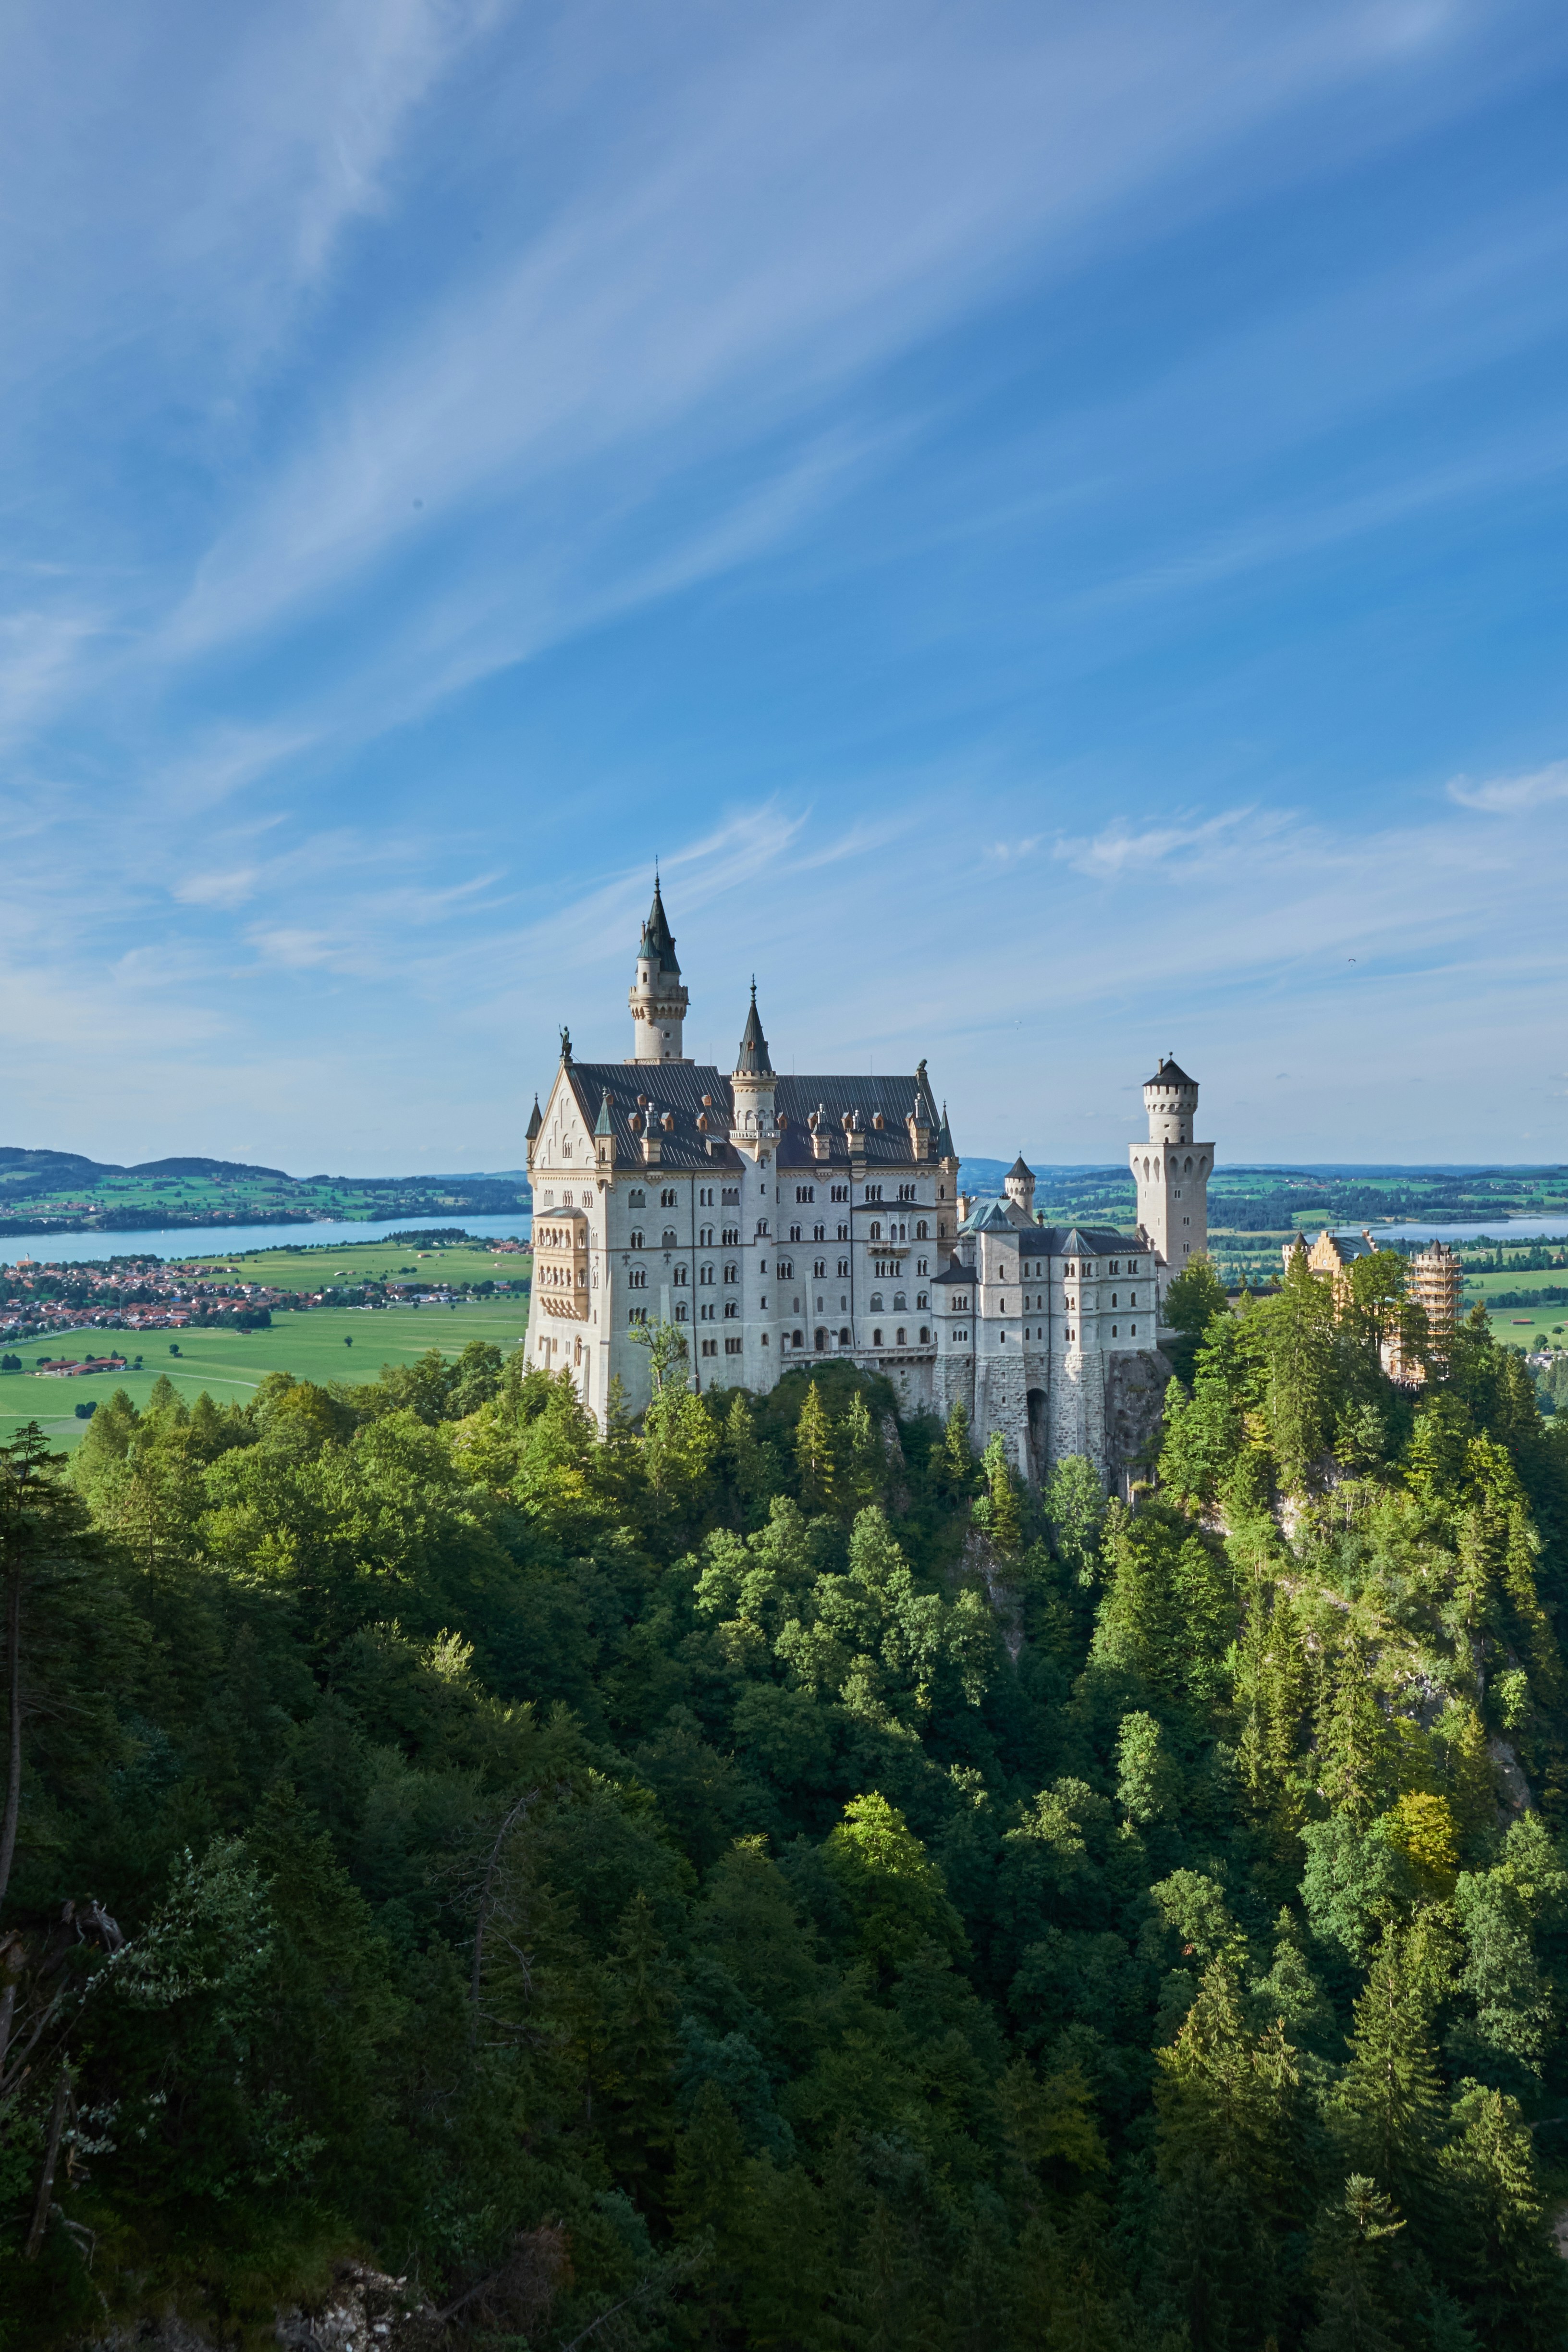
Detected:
left=1006, top=1154, right=1033, bottom=1180
left=735, top=986, right=773, bottom=1077
left=1147, top=1055, right=1197, bottom=1089
left=561, top=1064, right=950, bottom=1175
left=638, top=879, right=681, bottom=977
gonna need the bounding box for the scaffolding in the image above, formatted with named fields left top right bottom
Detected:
left=1405, top=1240, right=1462, bottom=1378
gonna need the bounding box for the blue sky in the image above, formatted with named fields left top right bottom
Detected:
left=3, top=0, right=1568, bottom=1172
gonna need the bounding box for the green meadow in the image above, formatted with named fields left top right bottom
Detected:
left=199, top=1233, right=528, bottom=1288
left=0, top=1296, right=532, bottom=1448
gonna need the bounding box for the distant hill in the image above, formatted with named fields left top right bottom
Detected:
left=0, top=1149, right=533, bottom=1236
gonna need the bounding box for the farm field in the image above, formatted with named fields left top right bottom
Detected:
left=213, top=1236, right=530, bottom=1289
left=0, top=1297, right=531, bottom=1449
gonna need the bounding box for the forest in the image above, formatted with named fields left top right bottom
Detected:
left=3, top=1253, right=1568, bottom=2350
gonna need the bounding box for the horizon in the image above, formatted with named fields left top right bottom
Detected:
left=2, top=4, right=1567, bottom=1166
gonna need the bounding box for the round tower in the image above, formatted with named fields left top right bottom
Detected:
left=1143, top=1057, right=1200, bottom=1144
left=628, top=874, right=690, bottom=1063
left=1004, top=1153, right=1036, bottom=1222
left=1129, top=1055, right=1213, bottom=1281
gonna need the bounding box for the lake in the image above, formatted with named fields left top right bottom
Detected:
left=0, top=1210, right=532, bottom=1266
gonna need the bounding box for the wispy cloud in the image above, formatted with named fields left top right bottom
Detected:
left=1053, top=810, right=1254, bottom=879
left=1447, top=758, right=1568, bottom=813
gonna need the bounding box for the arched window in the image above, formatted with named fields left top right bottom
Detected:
left=1185, top=1155, right=1193, bottom=1173
left=916, top=1220, right=928, bottom=1239
left=838, top=1326, right=851, bottom=1346
left=662, top=1228, right=677, bottom=1247
left=895, top=1327, right=906, bottom=1346
left=778, top=1257, right=794, bottom=1278
left=893, top=1290, right=907, bottom=1311
left=869, top=1290, right=884, bottom=1311
left=813, top=1258, right=826, bottom=1277
left=814, top=1327, right=828, bottom=1351
left=629, top=1229, right=644, bottom=1250
left=919, top=1325, right=930, bottom=1343
left=629, top=1190, right=646, bottom=1208
left=791, top=1330, right=804, bottom=1348
left=673, top=1265, right=688, bottom=1287
left=872, top=1327, right=883, bottom=1347
left=870, top=1221, right=882, bottom=1240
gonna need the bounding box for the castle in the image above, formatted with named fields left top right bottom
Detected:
left=524, top=882, right=1212, bottom=1482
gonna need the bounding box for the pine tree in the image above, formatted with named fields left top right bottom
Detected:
left=840, top=1390, right=883, bottom=1514
left=1305, top=2176, right=1405, bottom=2352
left=1329, top=1925, right=1445, bottom=2216
left=939, top=1396, right=974, bottom=1498
left=795, top=1381, right=836, bottom=1513
left=983, top=1431, right=1024, bottom=1559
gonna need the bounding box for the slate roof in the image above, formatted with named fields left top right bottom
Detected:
left=1147, top=1056, right=1197, bottom=1088
left=735, top=986, right=773, bottom=1078
left=1006, top=1154, right=1033, bottom=1180
left=558, top=1064, right=950, bottom=1175
left=638, top=880, right=681, bottom=977
left=953, top=1213, right=1144, bottom=1260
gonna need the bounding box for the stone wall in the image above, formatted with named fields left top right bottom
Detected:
left=1102, top=1346, right=1172, bottom=1498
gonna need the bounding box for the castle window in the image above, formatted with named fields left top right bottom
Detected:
left=761, top=1332, right=769, bottom=1346
left=831, top=1185, right=849, bottom=1202
left=662, top=1229, right=678, bottom=1247
left=893, top=1290, right=907, bottom=1311
left=870, top=1291, right=884, bottom=1311
left=701, top=1337, right=717, bottom=1356
left=792, top=1331, right=804, bottom=1348
left=725, top=1335, right=742, bottom=1354
left=865, top=1184, right=882, bottom=1202
left=699, top=1264, right=714, bottom=1286
left=629, top=1190, right=645, bottom=1208
left=628, top=1306, right=648, bottom=1324
left=917, top=1291, right=928, bottom=1309
left=917, top=1258, right=928, bottom=1275
left=1129, top=1291, right=1137, bottom=1305
left=723, top=1227, right=739, bottom=1246
left=661, top=1188, right=677, bottom=1207
left=1111, top=1261, right=1120, bottom=1275
left=813, top=1223, right=825, bottom=1241
left=722, top=1187, right=740, bottom=1205
left=700, top=1225, right=714, bottom=1247
left=873, top=1328, right=883, bottom=1346
left=796, top=1186, right=815, bottom=1204
left=724, top=1302, right=739, bottom=1318
left=916, top=1221, right=928, bottom=1239
left=1112, top=1325, right=1118, bottom=1337
left=837, top=1259, right=849, bottom=1278
left=699, top=1187, right=714, bottom=1207
left=674, top=1301, right=688, bottom=1320
left=628, top=1229, right=644, bottom=1250
left=870, top=1221, right=882, bottom=1241
left=628, top=1268, right=648, bottom=1289
left=724, top=1263, right=738, bottom=1283
left=1112, top=1294, right=1118, bottom=1308
left=896, top=1327, right=906, bottom=1346
left=673, top=1265, right=688, bottom=1287
left=789, top=1224, right=802, bottom=1243
left=1131, top=1322, right=1137, bottom=1335
left=839, top=1326, right=851, bottom=1346
left=778, top=1257, right=794, bottom=1278
left=700, top=1302, right=716, bottom=1320
left=919, top=1327, right=930, bottom=1344
left=813, top=1259, right=826, bottom=1277
left=837, top=1222, right=849, bottom=1241
left=899, top=1183, right=915, bottom=1201
left=938, top=1186, right=946, bottom=1199
left=1185, top=1157, right=1192, bottom=1173
left=544, top=1190, right=555, bottom=1206
left=756, top=1220, right=770, bottom=1237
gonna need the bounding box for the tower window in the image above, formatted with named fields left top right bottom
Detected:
left=796, top=1186, right=815, bottom=1203
left=628, top=1190, right=645, bottom=1209
left=661, top=1188, right=677, bottom=1207
left=831, top=1185, right=849, bottom=1202
left=865, top=1184, right=882, bottom=1201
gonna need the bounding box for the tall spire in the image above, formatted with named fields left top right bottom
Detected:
left=735, top=978, right=772, bottom=1077
left=638, top=873, right=680, bottom=977
left=628, top=871, right=690, bottom=1062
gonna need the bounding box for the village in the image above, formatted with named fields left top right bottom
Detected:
left=0, top=1240, right=526, bottom=1366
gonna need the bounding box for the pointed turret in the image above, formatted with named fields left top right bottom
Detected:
left=936, top=1102, right=956, bottom=1162
left=628, top=871, right=690, bottom=1063
left=593, top=1088, right=616, bottom=1176
left=1004, top=1152, right=1036, bottom=1224
left=526, top=1094, right=542, bottom=1143
left=730, top=979, right=776, bottom=1148
left=594, top=1090, right=613, bottom=1137
left=735, top=981, right=772, bottom=1076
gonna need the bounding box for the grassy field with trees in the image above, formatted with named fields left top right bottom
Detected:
left=3, top=1257, right=1568, bottom=2348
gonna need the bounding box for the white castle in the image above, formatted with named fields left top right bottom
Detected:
left=524, top=882, right=1212, bottom=1483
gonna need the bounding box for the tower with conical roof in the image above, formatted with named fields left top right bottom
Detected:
left=730, top=980, right=776, bottom=1150
left=1003, top=1153, right=1036, bottom=1223
left=1129, top=1056, right=1213, bottom=1281
left=628, top=874, right=690, bottom=1063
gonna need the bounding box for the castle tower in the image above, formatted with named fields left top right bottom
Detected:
left=1003, top=1153, right=1036, bottom=1223
left=628, top=875, right=690, bottom=1063
left=729, top=981, right=775, bottom=1147
left=1129, top=1056, right=1213, bottom=1277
